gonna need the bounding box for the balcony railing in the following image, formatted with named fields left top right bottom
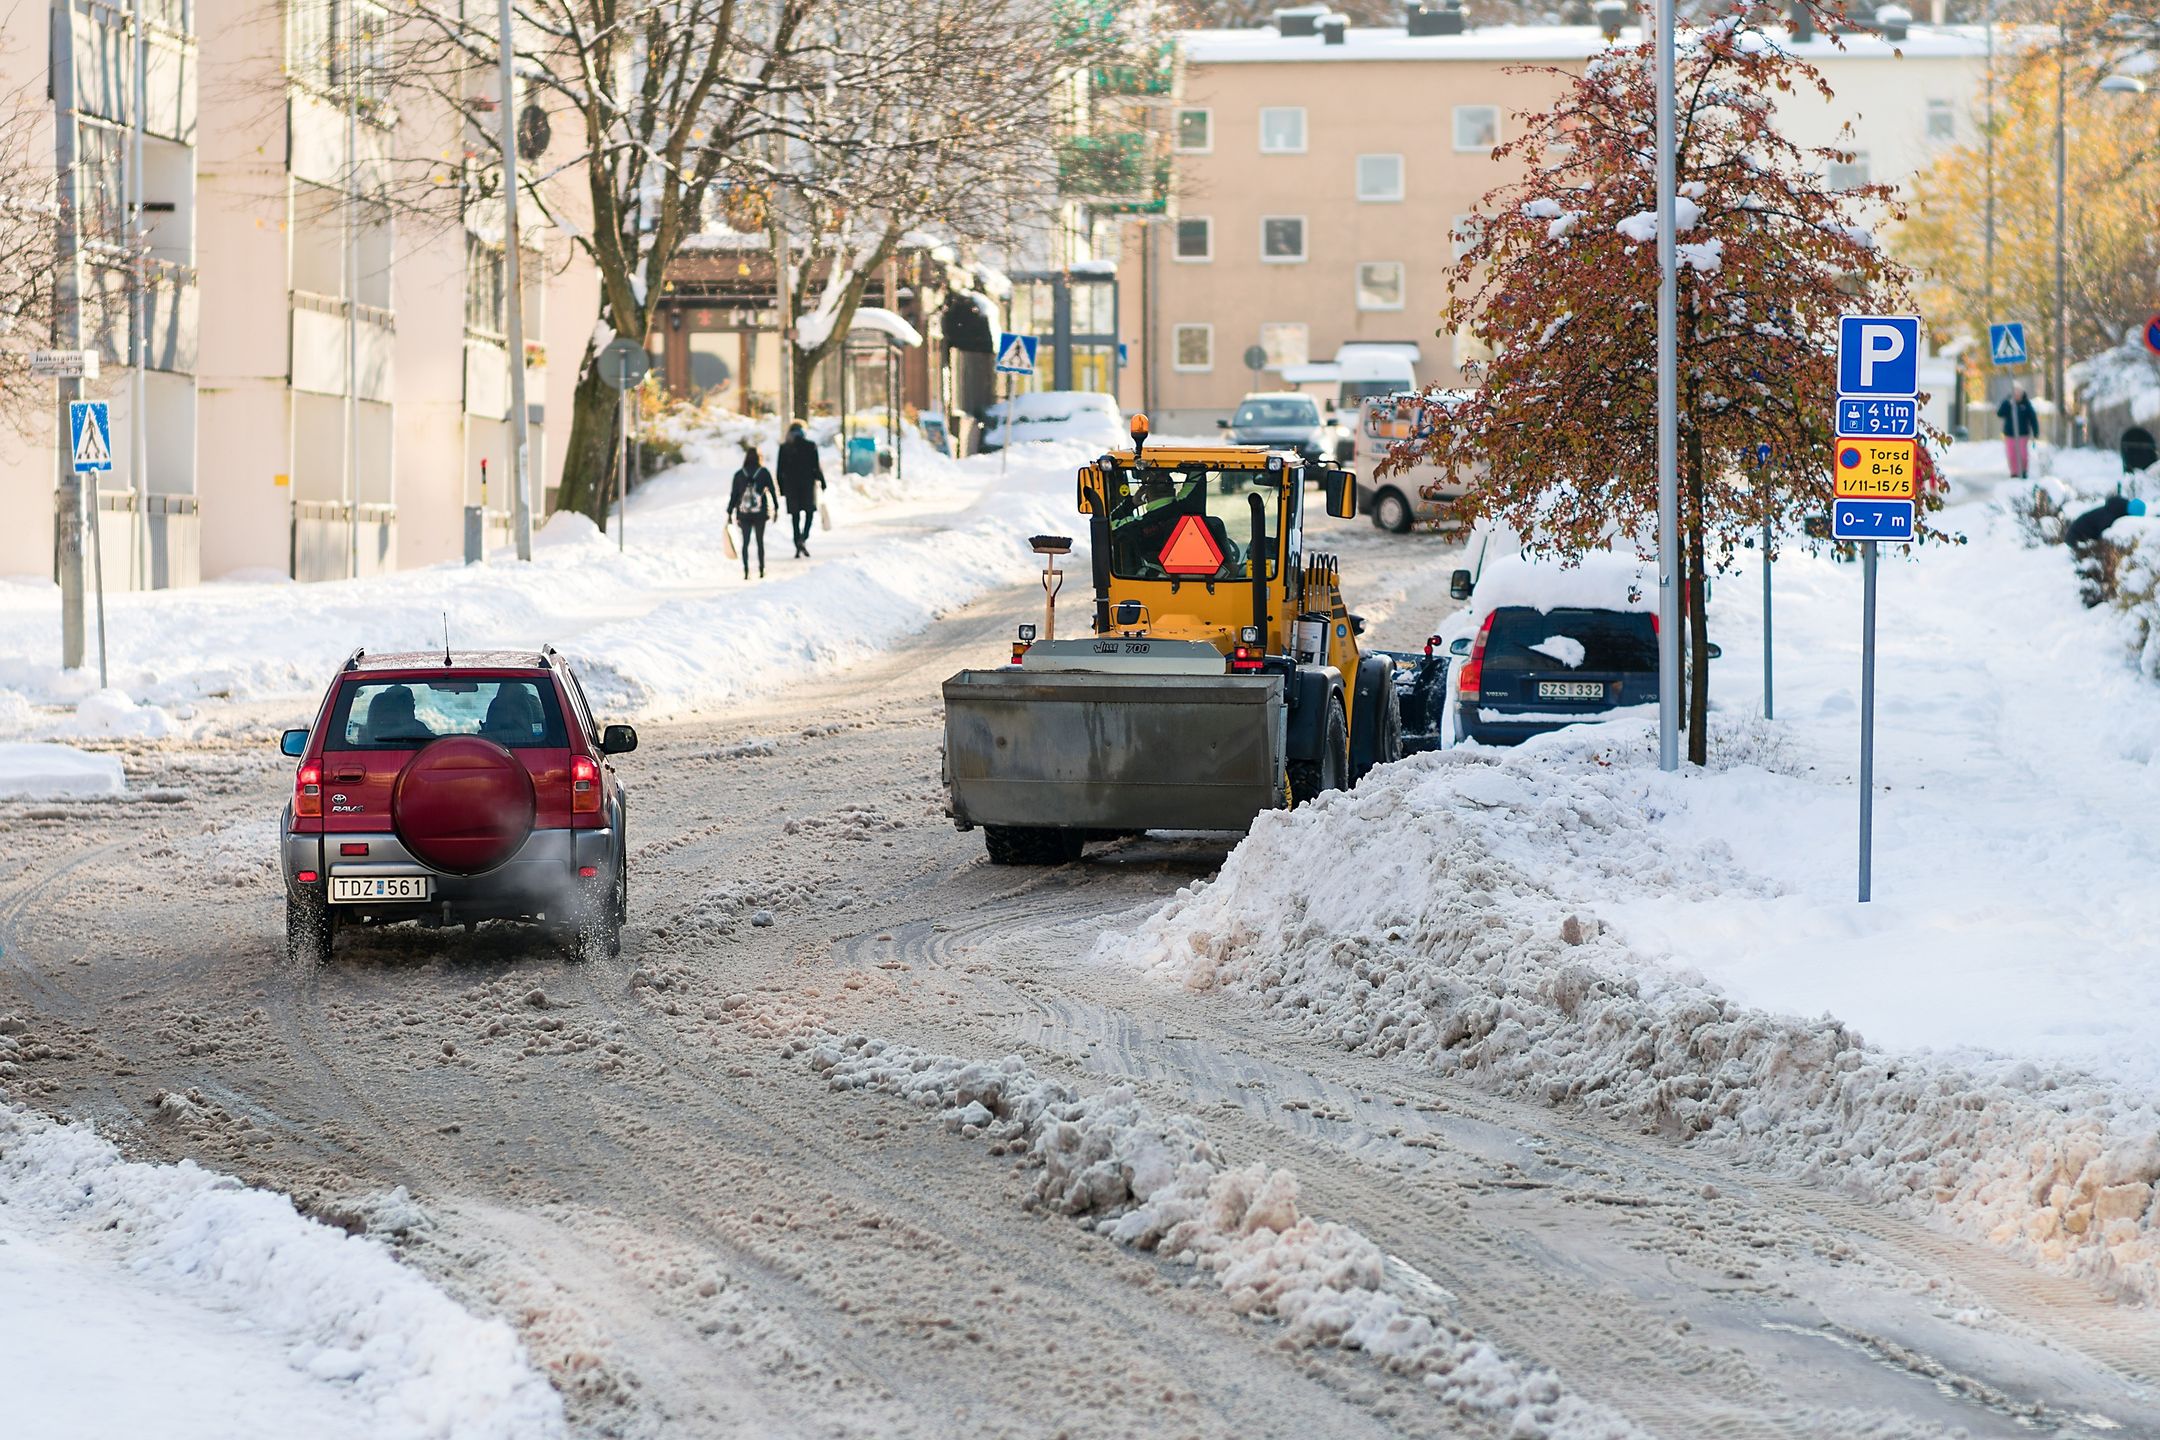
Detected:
left=1058, top=133, right=1170, bottom=213
left=291, top=289, right=395, bottom=401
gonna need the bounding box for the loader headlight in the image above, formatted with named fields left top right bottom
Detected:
left=1018, top=624, right=1037, bottom=642
left=1239, top=626, right=1260, bottom=645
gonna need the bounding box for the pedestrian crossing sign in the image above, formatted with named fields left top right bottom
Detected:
left=1988, top=322, right=2027, bottom=367
left=994, top=332, right=1038, bottom=376
left=68, top=401, right=112, bottom=474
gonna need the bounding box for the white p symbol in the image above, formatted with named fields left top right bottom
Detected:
left=1858, top=323, right=1905, bottom=388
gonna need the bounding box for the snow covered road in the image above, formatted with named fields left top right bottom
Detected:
left=7, top=490, right=2160, bottom=1437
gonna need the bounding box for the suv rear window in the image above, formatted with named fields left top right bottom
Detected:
left=326, top=678, right=568, bottom=750
left=1483, top=608, right=1657, bottom=673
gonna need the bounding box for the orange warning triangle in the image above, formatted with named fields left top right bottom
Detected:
left=1159, top=513, right=1225, bottom=576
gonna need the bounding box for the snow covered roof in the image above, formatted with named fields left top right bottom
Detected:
left=847, top=307, right=923, bottom=348
left=1179, top=21, right=1995, bottom=64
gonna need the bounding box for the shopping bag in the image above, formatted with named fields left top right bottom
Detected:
left=724, top=525, right=738, bottom=560
left=820, top=505, right=832, bottom=532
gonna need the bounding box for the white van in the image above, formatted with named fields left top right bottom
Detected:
left=1352, top=391, right=1479, bottom=534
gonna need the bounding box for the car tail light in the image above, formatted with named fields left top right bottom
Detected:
left=296, top=870, right=318, bottom=884
left=295, top=763, right=321, bottom=818
left=340, top=842, right=368, bottom=857
left=1457, top=613, right=1495, bottom=697
left=1230, top=645, right=1262, bottom=673
left=571, top=755, right=601, bottom=814
left=578, top=865, right=599, bottom=879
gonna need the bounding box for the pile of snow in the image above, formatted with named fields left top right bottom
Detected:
left=0, top=742, right=125, bottom=799
left=1118, top=445, right=2160, bottom=1299
left=0, top=411, right=1091, bottom=733
left=2070, top=337, right=2160, bottom=425
left=0, top=1100, right=563, bottom=1438
left=799, top=1033, right=1642, bottom=1440
left=1118, top=735, right=2160, bottom=1299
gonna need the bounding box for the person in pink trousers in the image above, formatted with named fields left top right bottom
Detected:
left=1997, top=386, right=2039, bottom=479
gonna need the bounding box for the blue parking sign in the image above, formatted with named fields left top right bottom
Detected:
left=1837, top=315, right=1921, bottom=398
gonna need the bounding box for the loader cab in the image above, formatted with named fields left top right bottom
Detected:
left=1080, top=443, right=1340, bottom=655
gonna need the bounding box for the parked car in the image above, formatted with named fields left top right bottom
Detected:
left=1353, top=391, right=1479, bottom=534
left=278, top=647, right=637, bottom=963
left=1219, top=392, right=1350, bottom=466
left=1438, top=550, right=1695, bottom=746
left=980, top=391, right=1125, bottom=452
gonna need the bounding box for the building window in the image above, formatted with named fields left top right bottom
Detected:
left=1451, top=213, right=1485, bottom=262
left=465, top=233, right=506, bottom=337
left=1175, top=109, right=1212, bottom=154
left=1926, top=99, right=1955, bottom=140
left=1258, top=322, right=1309, bottom=371
left=1828, top=154, right=1871, bottom=190
left=1453, top=326, right=1491, bottom=372
left=1453, top=105, right=1499, bottom=152
left=1175, top=217, right=1212, bottom=262
left=1259, top=107, right=1307, bottom=154
left=1357, top=262, right=1405, bottom=312
left=1356, top=154, right=1405, bottom=202
left=1260, top=216, right=1306, bottom=263
left=1174, top=324, right=1213, bottom=372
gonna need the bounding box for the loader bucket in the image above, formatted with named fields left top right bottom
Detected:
left=942, top=668, right=1285, bottom=834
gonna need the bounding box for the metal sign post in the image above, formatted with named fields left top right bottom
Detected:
left=1832, top=314, right=1921, bottom=902
left=994, top=332, right=1038, bottom=479
left=596, top=338, right=649, bottom=550
left=1756, top=443, right=1773, bottom=721
left=1654, top=0, right=1679, bottom=772
left=70, top=401, right=114, bottom=688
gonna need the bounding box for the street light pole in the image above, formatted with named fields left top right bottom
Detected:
left=1983, top=0, right=1994, bottom=363
left=1654, top=0, right=1679, bottom=771
left=2053, top=23, right=2069, bottom=448
left=497, top=0, right=535, bottom=560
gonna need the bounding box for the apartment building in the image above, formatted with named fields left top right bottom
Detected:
left=0, top=0, right=202, bottom=588
left=1137, top=8, right=1988, bottom=429
left=195, top=0, right=593, bottom=581
left=1, top=0, right=595, bottom=587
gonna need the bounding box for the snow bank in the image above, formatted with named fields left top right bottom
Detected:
left=1116, top=719, right=2160, bottom=1300
left=0, top=413, right=1088, bottom=733
left=0, top=742, right=125, bottom=799
left=798, top=1033, right=1642, bottom=1440
left=0, top=1100, right=564, bottom=1438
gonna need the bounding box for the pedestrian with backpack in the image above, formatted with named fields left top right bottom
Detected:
left=729, top=443, right=779, bottom=579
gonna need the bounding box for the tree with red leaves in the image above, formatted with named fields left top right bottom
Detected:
left=1402, top=2, right=1931, bottom=764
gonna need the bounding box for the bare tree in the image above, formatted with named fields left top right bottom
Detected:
left=0, top=74, right=57, bottom=437
left=392, top=1, right=815, bottom=525
left=760, top=0, right=1107, bottom=413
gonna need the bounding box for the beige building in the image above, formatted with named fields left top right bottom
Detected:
left=0, top=0, right=596, bottom=587
left=1134, top=12, right=1988, bottom=430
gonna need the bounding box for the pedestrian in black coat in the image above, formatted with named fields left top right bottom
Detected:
left=729, top=445, right=779, bottom=579
left=777, top=422, right=826, bottom=558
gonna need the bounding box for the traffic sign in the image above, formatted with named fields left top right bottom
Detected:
left=596, top=337, right=649, bottom=390
left=1837, top=315, right=1921, bottom=397
left=1242, top=344, right=1268, bottom=372
left=1832, top=497, right=1914, bottom=542
left=1988, top=322, right=2027, bottom=367
left=1836, top=397, right=1917, bottom=438
left=69, top=401, right=112, bottom=473
left=1158, top=513, right=1226, bottom=577
left=2146, top=314, right=2160, bottom=357
left=1833, top=437, right=1916, bottom=498
left=994, top=332, right=1038, bottom=376
left=29, top=349, right=99, bottom=379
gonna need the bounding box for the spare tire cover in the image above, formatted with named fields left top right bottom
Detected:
left=391, top=736, right=537, bottom=875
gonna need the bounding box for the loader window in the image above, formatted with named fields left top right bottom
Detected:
left=1106, top=465, right=1279, bottom=583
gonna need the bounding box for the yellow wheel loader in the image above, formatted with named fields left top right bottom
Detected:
left=942, top=415, right=1404, bottom=865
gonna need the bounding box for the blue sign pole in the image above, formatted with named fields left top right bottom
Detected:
left=68, top=400, right=111, bottom=688
left=1859, top=541, right=1877, bottom=902
left=1756, top=442, right=1772, bottom=721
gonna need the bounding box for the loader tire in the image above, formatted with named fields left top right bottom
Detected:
left=1354, top=688, right=1403, bottom=786
left=983, top=826, right=1086, bottom=866
left=1289, top=698, right=1348, bottom=805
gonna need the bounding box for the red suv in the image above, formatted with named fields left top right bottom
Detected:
left=278, top=647, right=636, bottom=963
